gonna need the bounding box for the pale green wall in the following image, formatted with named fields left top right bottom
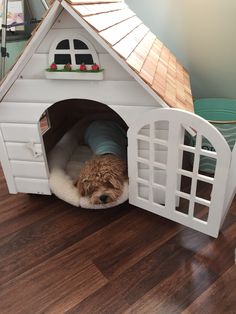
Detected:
left=126, top=0, right=236, bottom=98
left=0, top=40, right=27, bottom=77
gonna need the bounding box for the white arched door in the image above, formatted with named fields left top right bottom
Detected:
left=128, top=109, right=231, bottom=237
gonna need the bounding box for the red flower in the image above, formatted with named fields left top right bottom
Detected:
left=50, top=63, right=57, bottom=71
left=80, top=63, right=87, bottom=71
left=91, top=63, right=100, bottom=71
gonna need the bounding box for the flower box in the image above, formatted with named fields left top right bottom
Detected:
left=45, top=69, right=104, bottom=81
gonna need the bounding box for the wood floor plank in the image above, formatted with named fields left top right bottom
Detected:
left=66, top=229, right=214, bottom=313
left=0, top=165, right=235, bottom=313
left=66, top=282, right=130, bottom=314
left=124, top=214, right=236, bottom=313
left=0, top=254, right=107, bottom=314
left=183, top=265, right=236, bottom=314
left=123, top=258, right=216, bottom=314
left=82, top=210, right=182, bottom=279
left=0, top=203, right=127, bottom=286
left=196, top=216, right=236, bottom=275
left=0, top=193, right=40, bottom=224
left=2, top=207, right=180, bottom=285
left=0, top=196, right=64, bottom=238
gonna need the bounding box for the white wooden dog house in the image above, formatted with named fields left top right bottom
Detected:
left=0, top=0, right=235, bottom=238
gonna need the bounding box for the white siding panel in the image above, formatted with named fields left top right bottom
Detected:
left=110, top=105, right=157, bottom=126
left=52, top=9, right=83, bottom=29
left=6, top=142, right=44, bottom=162
left=20, top=54, right=48, bottom=79
left=37, top=28, right=106, bottom=54
left=4, top=80, right=158, bottom=108
left=100, top=54, right=133, bottom=81
left=1, top=123, right=41, bottom=143
left=15, top=177, right=51, bottom=194
left=11, top=160, right=48, bottom=178
left=20, top=53, right=133, bottom=81
left=0, top=103, right=51, bottom=123
left=0, top=102, right=157, bottom=126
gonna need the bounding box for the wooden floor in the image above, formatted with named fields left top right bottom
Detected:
left=0, top=167, right=235, bottom=314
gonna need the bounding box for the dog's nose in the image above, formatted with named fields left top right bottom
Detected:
left=100, top=195, right=108, bottom=203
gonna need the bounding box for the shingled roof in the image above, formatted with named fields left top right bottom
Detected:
left=65, top=0, right=193, bottom=111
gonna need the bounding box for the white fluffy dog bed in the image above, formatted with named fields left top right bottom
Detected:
left=48, top=122, right=129, bottom=209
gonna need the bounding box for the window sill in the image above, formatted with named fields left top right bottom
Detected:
left=45, top=70, right=104, bottom=81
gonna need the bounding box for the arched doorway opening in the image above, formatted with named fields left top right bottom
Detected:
left=39, top=98, right=128, bottom=156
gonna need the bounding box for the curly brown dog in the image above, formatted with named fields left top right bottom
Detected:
left=76, top=154, right=128, bottom=205
left=74, top=119, right=128, bottom=207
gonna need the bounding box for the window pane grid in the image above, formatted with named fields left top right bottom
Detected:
left=136, top=122, right=216, bottom=215
left=73, top=39, right=89, bottom=49
left=53, top=38, right=96, bottom=68
left=56, top=39, right=70, bottom=49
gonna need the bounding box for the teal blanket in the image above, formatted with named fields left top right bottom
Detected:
left=85, top=121, right=127, bottom=160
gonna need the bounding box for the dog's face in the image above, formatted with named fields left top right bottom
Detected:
left=76, top=155, right=127, bottom=206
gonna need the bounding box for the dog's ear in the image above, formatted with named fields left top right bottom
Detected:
left=77, top=178, right=94, bottom=196
left=76, top=178, right=86, bottom=196
left=109, top=176, right=122, bottom=190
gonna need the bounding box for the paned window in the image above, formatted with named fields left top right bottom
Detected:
left=49, top=36, right=99, bottom=69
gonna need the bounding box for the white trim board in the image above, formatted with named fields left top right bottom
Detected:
left=0, top=126, right=17, bottom=193
left=4, top=80, right=159, bottom=107
left=0, top=102, right=157, bottom=126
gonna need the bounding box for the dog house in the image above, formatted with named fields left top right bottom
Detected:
left=0, top=0, right=235, bottom=238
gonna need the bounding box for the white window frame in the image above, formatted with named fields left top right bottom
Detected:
left=49, top=34, right=99, bottom=70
